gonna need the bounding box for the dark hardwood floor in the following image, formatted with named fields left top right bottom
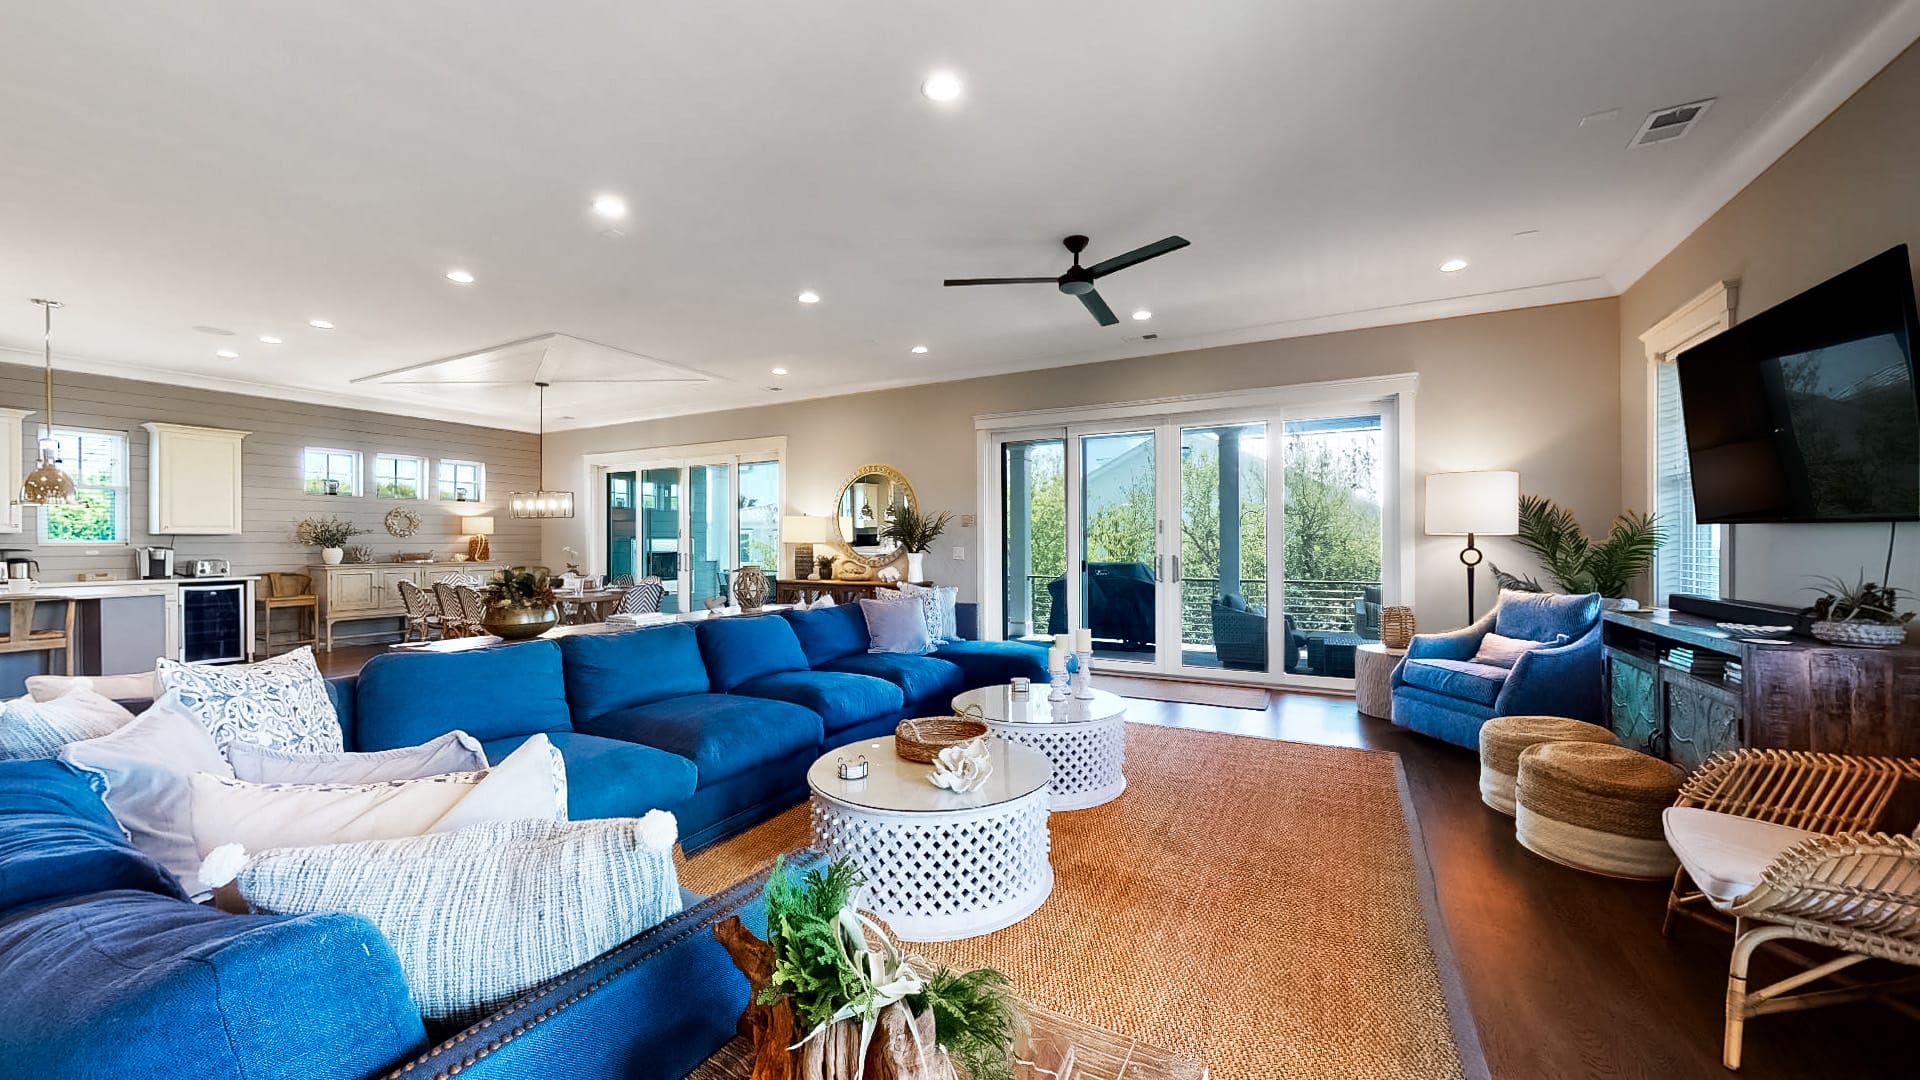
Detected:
left=315, top=644, right=1910, bottom=1078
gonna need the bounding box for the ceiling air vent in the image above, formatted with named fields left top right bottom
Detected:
left=1630, top=98, right=1714, bottom=148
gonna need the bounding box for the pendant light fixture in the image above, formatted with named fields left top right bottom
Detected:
left=20, top=299, right=76, bottom=505
left=507, top=381, right=574, bottom=518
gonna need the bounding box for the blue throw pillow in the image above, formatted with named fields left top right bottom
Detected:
left=859, top=598, right=935, bottom=655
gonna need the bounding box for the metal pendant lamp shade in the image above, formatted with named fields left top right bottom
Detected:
left=507, top=381, right=574, bottom=519
left=20, top=299, right=76, bottom=506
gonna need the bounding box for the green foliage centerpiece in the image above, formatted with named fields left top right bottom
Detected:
left=1806, top=574, right=1914, bottom=647
left=716, top=857, right=1019, bottom=1080
left=1489, top=494, right=1665, bottom=603
left=479, top=565, right=558, bottom=641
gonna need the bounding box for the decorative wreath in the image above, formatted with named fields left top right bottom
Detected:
left=384, top=507, right=422, bottom=538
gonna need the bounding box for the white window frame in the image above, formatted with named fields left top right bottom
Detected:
left=577, top=436, right=788, bottom=588
left=437, top=459, right=486, bottom=502
left=372, top=453, right=428, bottom=500
left=1639, top=281, right=1738, bottom=604
left=302, top=447, right=363, bottom=497
left=38, top=427, right=132, bottom=545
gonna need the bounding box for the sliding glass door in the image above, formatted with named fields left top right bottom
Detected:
left=605, top=458, right=780, bottom=613
left=641, top=467, right=685, bottom=612
left=990, top=394, right=1400, bottom=685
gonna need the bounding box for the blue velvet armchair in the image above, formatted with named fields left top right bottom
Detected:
left=1388, top=590, right=1605, bottom=748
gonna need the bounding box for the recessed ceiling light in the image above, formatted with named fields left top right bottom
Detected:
left=796, top=290, right=820, bottom=304
left=921, top=70, right=963, bottom=103
left=1439, top=258, right=1469, bottom=273
left=910, top=345, right=929, bottom=354
left=192, top=325, right=235, bottom=336
left=446, top=269, right=475, bottom=284
left=257, top=334, right=284, bottom=344
left=771, top=367, right=789, bottom=375
left=307, top=319, right=334, bottom=330
left=591, top=194, right=628, bottom=220
left=215, top=349, right=239, bottom=359
left=1131, top=309, right=1152, bottom=321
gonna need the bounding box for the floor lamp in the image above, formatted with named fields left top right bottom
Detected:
left=1425, top=471, right=1519, bottom=624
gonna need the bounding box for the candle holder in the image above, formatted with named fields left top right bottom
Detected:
left=835, top=755, right=869, bottom=781
left=1048, top=663, right=1070, bottom=703
left=1071, top=650, right=1095, bottom=699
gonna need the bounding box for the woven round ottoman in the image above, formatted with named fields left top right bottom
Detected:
left=1477, top=715, right=1616, bottom=816
left=1514, top=743, right=1684, bottom=879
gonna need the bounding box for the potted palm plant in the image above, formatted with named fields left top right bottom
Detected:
left=1489, top=494, right=1665, bottom=609
left=880, top=505, right=955, bottom=583
left=480, top=565, right=559, bottom=640
left=1806, top=575, right=1913, bottom=647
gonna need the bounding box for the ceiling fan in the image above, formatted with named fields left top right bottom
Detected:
left=944, top=233, right=1190, bottom=326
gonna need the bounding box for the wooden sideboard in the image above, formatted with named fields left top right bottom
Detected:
left=312, top=562, right=503, bottom=650
left=1602, top=609, right=1920, bottom=768
left=773, top=579, right=927, bottom=607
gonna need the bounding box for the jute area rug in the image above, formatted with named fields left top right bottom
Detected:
left=677, top=724, right=1474, bottom=1080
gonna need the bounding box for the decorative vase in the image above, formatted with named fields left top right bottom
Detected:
left=906, top=551, right=926, bottom=583
left=733, top=564, right=770, bottom=611
left=483, top=603, right=558, bottom=641
left=1381, top=606, right=1415, bottom=649
left=1071, top=650, right=1094, bottom=699
left=1810, top=620, right=1908, bottom=648
left=320, top=547, right=344, bottom=565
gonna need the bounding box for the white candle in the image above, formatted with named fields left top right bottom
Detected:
left=1053, top=633, right=1072, bottom=653
left=1049, top=646, right=1066, bottom=671
left=1074, top=627, right=1092, bottom=652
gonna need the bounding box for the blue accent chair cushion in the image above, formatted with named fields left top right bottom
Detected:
left=479, top=731, right=698, bottom=821
left=354, top=641, right=572, bottom=750
left=816, top=652, right=966, bottom=712
left=782, top=604, right=870, bottom=666
left=732, top=670, right=904, bottom=738
left=579, top=694, right=824, bottom=786
left=557, top=624, right=711, bottom=723
left=0, top=889, right=425, bottom=1080
left=1495, top=589, right=1603, bottom=643
left=695, top=616, right=810, bottom=692
left=0, top=760, right=185, bottom=917
left=929, top=640, right=1050, bottom=687
left=1397, top=658, right=1508, bottom=707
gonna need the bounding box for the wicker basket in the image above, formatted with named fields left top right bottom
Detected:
left=895, top=715, right=989, bottom=763
left=1381, top=606, right=1416, bottom=649
left=1810, top=620, right=1908, bottom=648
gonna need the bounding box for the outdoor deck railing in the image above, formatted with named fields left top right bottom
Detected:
left=1009, top=574, right=1378, bottom=641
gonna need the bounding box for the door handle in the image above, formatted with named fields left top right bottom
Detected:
left=1153, top=555, right=1163, bottom=582
left=1172, top=555, right=1182, bottom=584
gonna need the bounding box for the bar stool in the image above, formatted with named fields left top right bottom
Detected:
left=0, top=595, right=76, bottom=675
left=256, top=573, right=318, bottom=656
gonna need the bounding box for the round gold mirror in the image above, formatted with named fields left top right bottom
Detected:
left=833, top=464, right=916, bottom=568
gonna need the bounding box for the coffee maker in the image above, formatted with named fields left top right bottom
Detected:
left=0, top=550, right=37, bottom=585
left=138, top=546, right=175, bottom=579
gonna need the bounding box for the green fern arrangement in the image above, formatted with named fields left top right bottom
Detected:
left=880, top=504, right=955, bottom=553
left=910, top=966, right=1021, bottom=1080
left=1489, top=494, right=1665, bottom=599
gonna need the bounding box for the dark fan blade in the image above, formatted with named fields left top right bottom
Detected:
left=942, top=276, right=1059, bottom=287
left=1087, top=235, right=1190, bottom=278
left=1079, top=289, right=1119, bottom=326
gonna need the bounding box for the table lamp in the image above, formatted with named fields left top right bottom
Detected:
left=782, top=515, right=834, bottom=579
left=1424, top=471, right=1518, bottom=623
left=464, top=516, right=494, bottom=563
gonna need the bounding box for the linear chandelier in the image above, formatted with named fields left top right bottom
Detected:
left=508, top=381, right=574, bottom=519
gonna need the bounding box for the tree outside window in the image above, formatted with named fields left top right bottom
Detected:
left=40, top=430, right=129, bottom=543
left=373, top=454, right=425, bottom=499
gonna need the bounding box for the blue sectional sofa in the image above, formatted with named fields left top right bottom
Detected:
left=1388, top=590, right=1606, bottom=748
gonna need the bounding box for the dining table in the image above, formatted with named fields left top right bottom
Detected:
left=557, top=587, right=630, bottom=625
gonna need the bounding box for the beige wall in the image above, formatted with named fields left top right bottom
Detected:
left=544, top=297, right=1622, bottom=626
left=1619, top=41, right=1920, bottom=606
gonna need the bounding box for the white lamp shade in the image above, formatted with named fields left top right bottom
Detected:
left=463, top=516, right=495, bottom=535
left=782, top=515, right=834, bottom=543
left=1425, top=471, right=1519, bottom=536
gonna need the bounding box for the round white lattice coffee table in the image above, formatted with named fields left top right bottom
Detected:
left=951, top=684, right=1127, bottom=811
left=807, top=736, right=1053, bottom=942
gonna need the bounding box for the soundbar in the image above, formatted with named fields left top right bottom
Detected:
left=1667, top=593, right=1812, bottom=636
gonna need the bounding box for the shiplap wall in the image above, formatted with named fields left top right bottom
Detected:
left=0, top=360, right=540, bottom=581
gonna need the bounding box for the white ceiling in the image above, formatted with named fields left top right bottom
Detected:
left=0, top=0, right=1915, bottom=432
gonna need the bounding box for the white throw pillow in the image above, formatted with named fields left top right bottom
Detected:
left=156, top=646, right=342, bottom=755
left=26, top=671, right=159, bottom=703
left=190, top=733, right=566, bottom=857
left=200, top=813, right=683, bottom=1023
left=0, top=689, right=136, bottom=761
left=1471, top=631, right=1568, bottom=668
left=228, top=730, right=488, bottom=784
left=875, top=585, right=944, bottom=644
left=860, top=597, right=936, bottom=655
left=59, top=691, right=234, bottom=899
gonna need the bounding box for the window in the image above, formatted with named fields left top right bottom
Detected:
left=437, top=459, right=485, bottom=502
left=737, top=460, right=781, bottom=571
left=372, top=454, right=426, bottom=499
left=303, top=448, right=362, bottom=496
left=40, top=429, right=130, bottom=543
left=1653, top=360, right=1722, bottom=603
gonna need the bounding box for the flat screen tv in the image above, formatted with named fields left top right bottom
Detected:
left=1676, top=245, right=1920, bottom=524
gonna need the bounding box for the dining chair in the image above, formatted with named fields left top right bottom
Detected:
left=456, top=585, right=491, bottom=634
left=433, top=582, right=471, bottom=637
left=396, top=579, right=440, bottom=641
left=616, top=580, right=667, bottom=615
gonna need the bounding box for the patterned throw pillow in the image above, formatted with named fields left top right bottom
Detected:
left=200, top=813, right=683, bottom=1023
left=875, top=585, right=944, bottom=644
left=0, top=689, right=135, bottom=761
left=899, top=583, right=958, bottom=641
left=157, top=646, right=343, bottom=755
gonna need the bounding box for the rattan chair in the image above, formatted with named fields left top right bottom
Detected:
left=1661, top=748, right=1920, bottom=1069
left=396, top=579, right=440, bottom=641
left=255, top=573, right=317, bottom=656
left=605, top=574, right=635, bottom=589
left=433, top=582, right=471, bottom=637
left=615, top=579, right=666, bottom=615
left=455, top=585, right=490, bottom=635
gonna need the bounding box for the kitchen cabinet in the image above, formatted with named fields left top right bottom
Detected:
left=312, top=562, right=501, bottom=649
left=143, top=423, right=248, bottom=535
left=0, top=407, right=32, bottom=534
